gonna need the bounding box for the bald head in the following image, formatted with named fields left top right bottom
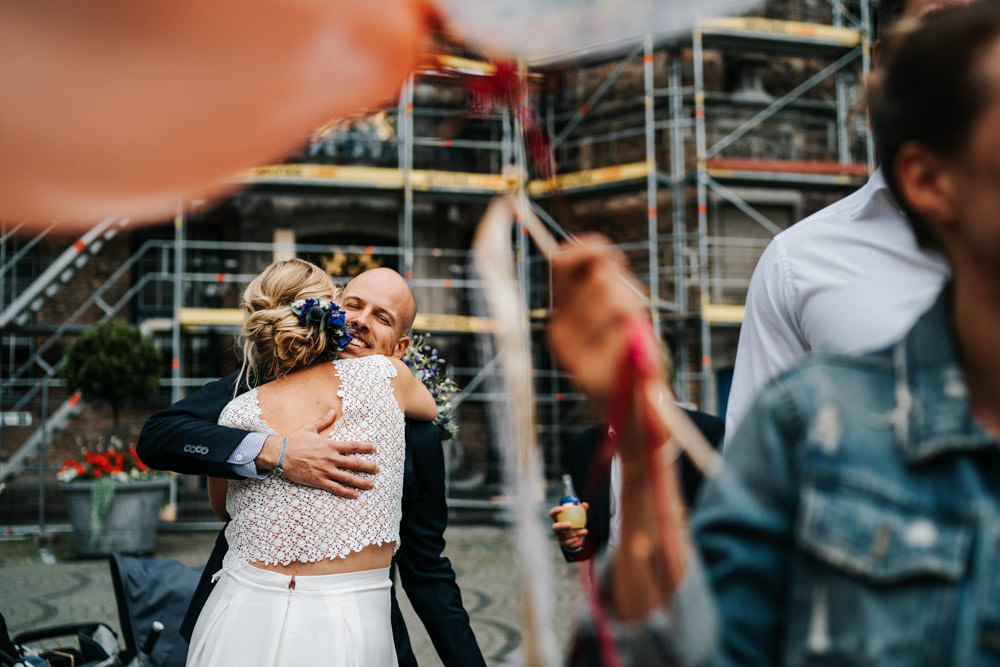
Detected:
left=348, top=268, right=416, bottom=333
left=339, top=267, right=416, bottom=359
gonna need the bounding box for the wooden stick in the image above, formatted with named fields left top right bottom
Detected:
left=473, top=195, right=560, bottom=667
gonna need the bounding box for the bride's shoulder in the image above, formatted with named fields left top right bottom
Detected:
left=223, top=386, right=258, bottom=408
left=334, top=354, right=397, bottom=376
left=218, top=387, right=262, bottom=429
left=334, top=353, right=391, bottom=366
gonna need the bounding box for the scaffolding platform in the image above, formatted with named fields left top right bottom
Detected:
left=178, top=307, right=497, bottom=334
left=237, top=164, right=512, bottom=195
left=697, top=16, right=862, bottom=55
left=705, top=158, right=868, bottom=188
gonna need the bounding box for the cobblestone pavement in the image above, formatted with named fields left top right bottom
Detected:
left=0, top=523, right=585, bottom=666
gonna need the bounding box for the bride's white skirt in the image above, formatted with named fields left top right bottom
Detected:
left=187, top=565, right=397, bottom=667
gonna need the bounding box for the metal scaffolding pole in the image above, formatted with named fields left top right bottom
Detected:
left=692, top=28, right=715, bottom=412
left=668, top=51, right=691, bottom=404
left=834, top=1, right=852, bottom=165
left=399, top=75, right=416, bottom=280
left=861, top=0, right=875, bottom=171
left=643, top=35, right=661, bottom=338
left=171, top=204, right=185, bottom=404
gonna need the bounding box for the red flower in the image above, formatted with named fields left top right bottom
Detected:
left=129, top=446, right=149, bottom=473
left=59, top=439, right=159, bottom=482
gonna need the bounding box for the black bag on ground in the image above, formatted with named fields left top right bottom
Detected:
left=0, top=612, right=121, bottom=667
left=107, top=555, right=200, bottom=667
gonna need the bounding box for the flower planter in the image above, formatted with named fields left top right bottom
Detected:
left=62, top=479, right=169, bottom=556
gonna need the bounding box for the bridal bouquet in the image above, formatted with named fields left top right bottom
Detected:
left=403, top=334, right=461, bottom=440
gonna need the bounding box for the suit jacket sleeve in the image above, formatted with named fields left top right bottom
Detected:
left=562, top=426, right=607, bottom=563
left=136, top=371, right=250, bottom=479
left=678, top=409, right=725, bottom=506
left=397, top=421, right=486, bottom=667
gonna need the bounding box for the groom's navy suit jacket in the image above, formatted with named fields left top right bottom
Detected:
left=137, top=372, right=485, bottom=667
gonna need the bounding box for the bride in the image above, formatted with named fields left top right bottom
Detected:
left=187, top=258, right=436, bottom=667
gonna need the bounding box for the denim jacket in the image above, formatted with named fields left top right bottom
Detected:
left=577, top=288, right=1000, bottom=666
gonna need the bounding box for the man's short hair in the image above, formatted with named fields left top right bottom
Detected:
left=869, top=0, right=1000, bottom=249
left=875, top=0, right=908, bottom=38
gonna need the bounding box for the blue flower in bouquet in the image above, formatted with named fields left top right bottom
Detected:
left=402, top=334, right=461, bottom=440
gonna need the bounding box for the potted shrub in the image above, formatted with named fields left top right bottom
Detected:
left=61, top=319, right=161, bottom=431
left=58, top=437, right=168, bottom=555
left=59, top=320, right=166, bottom=556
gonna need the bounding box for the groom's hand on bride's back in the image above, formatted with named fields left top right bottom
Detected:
left=257, top=409, right=379, bottom=498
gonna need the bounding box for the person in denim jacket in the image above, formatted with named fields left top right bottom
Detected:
left=549, top=3, right=1000, bottom=664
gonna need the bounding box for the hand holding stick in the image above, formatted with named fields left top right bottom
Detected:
left=514, top=198, right=720, bottom=476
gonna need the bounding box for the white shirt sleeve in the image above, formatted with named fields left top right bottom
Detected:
left=226, top=431, right=268, bottom=478
left=607, top=453, right=622, bottom=554
left=725, top=236, right=808, bottom=447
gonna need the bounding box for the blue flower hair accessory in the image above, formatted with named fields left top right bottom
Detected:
left=290, top=298, right=352, bottom=351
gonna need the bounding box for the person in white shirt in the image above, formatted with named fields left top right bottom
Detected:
left=724, top=0, right=970, bottom=444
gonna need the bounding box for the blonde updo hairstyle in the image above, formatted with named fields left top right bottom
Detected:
left=237, top=258, right=341, bottom=388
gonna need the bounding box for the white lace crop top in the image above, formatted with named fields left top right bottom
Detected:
left=219, top=355, right=405, bottom=568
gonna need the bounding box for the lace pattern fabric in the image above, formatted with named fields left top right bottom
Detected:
left=219, top=355, right=405, bottom=568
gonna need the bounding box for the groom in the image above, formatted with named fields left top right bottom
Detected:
left=137, top=267, right=485, bottom=667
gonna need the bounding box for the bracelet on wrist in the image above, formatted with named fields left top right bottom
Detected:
left=271, top=435, right=288, bottom=477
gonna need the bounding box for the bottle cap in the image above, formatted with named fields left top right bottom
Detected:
left=560, top=472, right=580, bottom=505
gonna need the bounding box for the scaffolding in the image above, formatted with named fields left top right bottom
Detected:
left=1, top=0, right=875, bottom=513
left=0, top=56, right=580, bottom=513
left=534, top=0, right=872, bottom=411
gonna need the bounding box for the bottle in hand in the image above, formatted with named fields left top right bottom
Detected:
left=126, top=621, right=164, bottom=667
left=556, top=473, right=587, bottom=529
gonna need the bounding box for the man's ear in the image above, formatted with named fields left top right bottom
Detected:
left=391, top=336, right=411, bottom=359
left=895, top=141, right=956, bottom=231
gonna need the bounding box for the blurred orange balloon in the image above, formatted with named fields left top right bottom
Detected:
left=0, top=0, right=431, bottom=229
